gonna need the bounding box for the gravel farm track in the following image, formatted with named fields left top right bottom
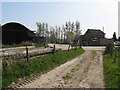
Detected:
left=10, top=44, right=105, bottom=88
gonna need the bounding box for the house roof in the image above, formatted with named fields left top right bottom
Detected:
left=84, top=29, right=105, bottom=36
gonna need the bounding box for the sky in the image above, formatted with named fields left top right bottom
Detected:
left=1, top=0, right=119, bottom=38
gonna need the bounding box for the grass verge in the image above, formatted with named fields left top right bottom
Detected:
left=2, top=48, right=85, bottom=88
left=103, top=51, right=120, bottom=88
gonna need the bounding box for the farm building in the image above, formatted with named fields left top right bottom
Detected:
left=2, top=22, right=46, bottom=45
left=2, top=22, right=36, bottom=45
left=80, top=29, right=113, bottom=46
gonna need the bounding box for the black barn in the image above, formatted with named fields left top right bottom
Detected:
left=2, top=22, right=35, bottom=45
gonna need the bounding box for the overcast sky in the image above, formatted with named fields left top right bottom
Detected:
left=1, top=0, right=119, bottom=38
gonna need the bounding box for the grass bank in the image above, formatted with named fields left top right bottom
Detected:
left=103, top=48, right=120, bottom=88
left=2, top=48, right=85, bottom=88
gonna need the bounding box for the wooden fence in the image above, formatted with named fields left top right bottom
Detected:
left=1, top=44, right=77, bottom=61
left=1, top=47, right=54, bottom=61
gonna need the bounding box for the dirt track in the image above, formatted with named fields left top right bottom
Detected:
left=18, top=46, right=105, bottom=88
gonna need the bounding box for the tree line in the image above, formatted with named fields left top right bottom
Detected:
left=36, top=21, right=81, bottom=43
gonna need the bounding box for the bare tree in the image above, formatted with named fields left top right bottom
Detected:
left=61, top=28, right=63, bottom=42
left=71, top=22, right=74, bottom=32
left=58, top=26, right=61, bottom=42
left=45, top=23, right=49, bottom=43
left=62, top=25, right=66, bottom=42
left=65, top=22, right=69, bottom=32
left=68, top=21, right=71, bottom=32
left=75, top=21, right=81, bottom=38
left=36, top=21, right=81, bottom=44
left=36, top=22, right=48, bottom=37
left=36, top=22, right=42, bottom=36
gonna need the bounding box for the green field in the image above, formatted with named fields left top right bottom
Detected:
left=2, top=48, right=85, bottom=88
left=103, top=47, right=120, bottom=88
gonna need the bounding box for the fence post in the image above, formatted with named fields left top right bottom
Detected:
left=68, top=44, right=70, bottom=51
left=26, top=46, right=29, bottom=61
left=53, top=45, right=55, bottom=53
left=113, top=47, right=117, bottom=63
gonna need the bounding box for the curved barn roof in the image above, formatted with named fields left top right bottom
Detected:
left=2, top=22, right=36, bottom=45
left=2, top=22, right=35, bottom=37
left=2, top=22, right=31, bottom=31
